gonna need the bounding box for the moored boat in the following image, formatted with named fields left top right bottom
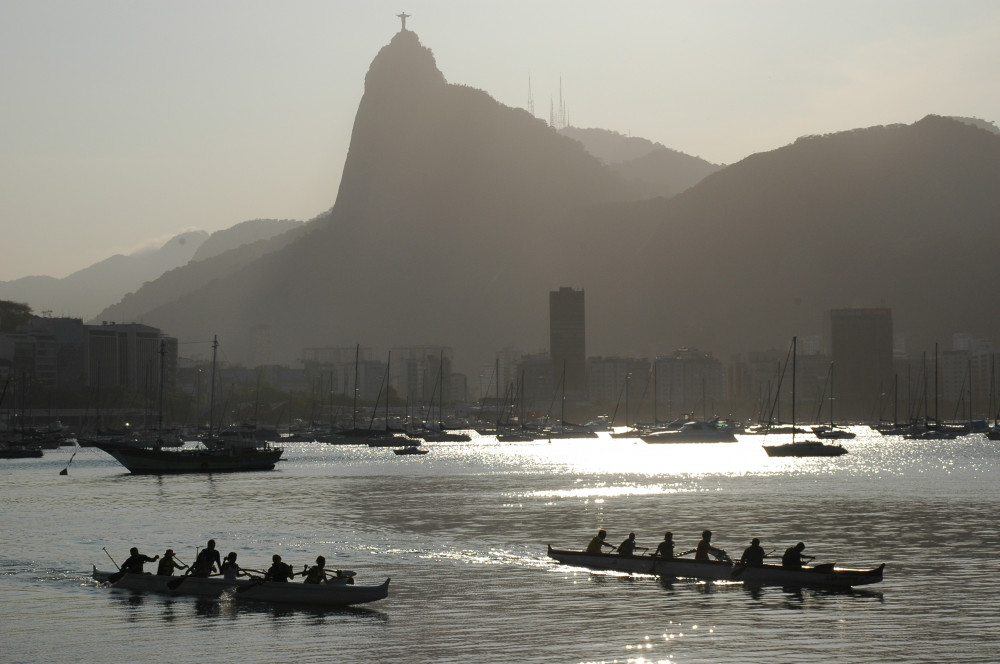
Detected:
left=93, top=440, right=283, bottom=473
left=393, top=445, right=428, bottom=455
left=763, top=440, right=847, bottom=457
left=761, top=337, right=849, bottom=457
left=92, top=335, right=284, bottom=474
left=0, top=441, right=44, bottom=458
left=641, top=418, right=738, bottom=443
left=92, top=567, right=389, bottom=606
left=546, top=546, right=884, bottom=588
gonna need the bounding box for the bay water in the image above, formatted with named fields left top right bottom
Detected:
left=2, top=430, right=996, bottom=663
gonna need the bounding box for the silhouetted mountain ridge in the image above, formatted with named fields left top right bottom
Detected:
left=0, top=231, right=207, bottom=319
left=88, top=29, right=1000, bottom=377
left=560, top=126, right=724, bottom=198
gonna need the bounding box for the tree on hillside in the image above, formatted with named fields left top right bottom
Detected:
left=0, top=300, right=33, bottom=332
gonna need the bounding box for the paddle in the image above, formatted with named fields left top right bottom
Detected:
left=100, top=547, right=125, bottom=583
left=102, top=547, right=120, bottom=570
left=59, top=444, right=80, bottom=475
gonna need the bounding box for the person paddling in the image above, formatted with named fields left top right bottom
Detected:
left=617, top=532, right=645, bottom=557
left=191, top=539, right=222, bottom=577
left=220, top=552, right=246, bottom=580
left=585, top=529, right=616, bottom=554
left=653, top=531, right=674, bottom=559
left=303, top=556, right=329, bottom=584
left=156, top=549, right=188, bottom=576
left=695, top=530, right=730, bottom=562
left=120, top=546, right=159, bottom=574
left=740, top=538, right=766, bottom=567
left=265, top=554, right=296, bottom=582
left=782, top=542, right=813, bottom=570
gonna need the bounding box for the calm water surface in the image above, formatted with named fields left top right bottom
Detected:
left=2, top=430, right=997, bottom=663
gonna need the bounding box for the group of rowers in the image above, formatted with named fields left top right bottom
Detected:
left=116, top=538, right=354, bottom=584
left=586, top=529, right=816, bottom=569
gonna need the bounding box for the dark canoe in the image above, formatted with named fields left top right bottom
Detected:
left=547, top=546, right=884, bottom=588
left=92, top=567, right=389, bottom=606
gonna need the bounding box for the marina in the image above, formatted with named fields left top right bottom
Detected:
left=2, top=430, right=997, bottom=663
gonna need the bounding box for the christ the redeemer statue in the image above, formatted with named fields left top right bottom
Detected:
left=397, top=12, right=410, bottom=31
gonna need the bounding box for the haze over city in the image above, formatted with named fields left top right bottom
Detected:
left=3, top=1, right=999, bottom=282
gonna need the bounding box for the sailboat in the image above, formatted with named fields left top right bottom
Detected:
left=411, top=350, right=471, bottom=442
left=811, top=362, right=856, bottom=439
left=92, top=336, right=284, bottom=473
left=763, top=337, right=848, bottom=457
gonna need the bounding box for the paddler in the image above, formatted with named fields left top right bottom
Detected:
left=220, top=552, right=246, bottom=580
left=617, top=532, right=644, bottom=557
left=190, top=539, right=222, bottom=577
left=120, top=546, right=159, bottom=574
left=740, top=538, right=766, bottom=567
left=694, top=530, right=730, bottom=562
left=585, top=529, right=615, bottom=554
left=156, top=548, right=188, bottom=576
left=781, top=541, right=813, bottom=570
left=265, top=554, right=297, bottom=582
left=653, top=531, right=674, bottom=559
left=302, top=556, right=329, bottom=584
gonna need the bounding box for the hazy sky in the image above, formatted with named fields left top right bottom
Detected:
left=2, top=1, right=998, bottom=282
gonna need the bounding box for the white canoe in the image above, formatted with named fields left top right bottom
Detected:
left=547, top=546, right=884, bottom=588
left=93, top=567, right=389, bottom=606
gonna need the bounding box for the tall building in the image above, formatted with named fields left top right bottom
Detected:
left=549, top=287, right=586, bottom=402
left=830, top=308, right=894, bottom=421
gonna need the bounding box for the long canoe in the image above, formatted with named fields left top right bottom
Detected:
left=547, top=546, right=884, bottom=588
left=92, top=567, right=389, bottom=606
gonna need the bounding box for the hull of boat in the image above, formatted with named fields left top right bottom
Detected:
left=641, top=431, right=737, bottom=443
left=547, top=546, right=883, bottom=588
left=763, top=441, right=847, bottom=457
left=0, top=445, right=44, bottom=458
left=94, top=443, right=282, bottom=473
left=393, top=446, right=428, bottom=455
left=93, top=567, right=389, bottom=606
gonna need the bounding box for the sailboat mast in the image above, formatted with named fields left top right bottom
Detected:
left=208, top=335, right=218, bottom=438
left=791, top=336, right=797, bottom=444
left=352, top=344, right=359, bottom=430
left=158, top=339, right=165, bottom=436
left=561, top=360, right=567, bottom=426
left=934, top=343, right=939, bottom=425
left=624, top=372, right=630, bottom=428
left=653, top=360, right=658, bottom=425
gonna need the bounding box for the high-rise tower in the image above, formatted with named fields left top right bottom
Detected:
left=550, top=287, right=586, bottom=405
left=830, top=308, right=894, bottom=421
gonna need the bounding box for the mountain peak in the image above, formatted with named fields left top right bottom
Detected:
left=364, top=30, right=445, bottom=96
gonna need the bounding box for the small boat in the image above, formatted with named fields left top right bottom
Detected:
left=812, top=425, right=856, bottom=440
left=0, top=442, right=44, bottom=458
left=93, top=440, right=283, bottom=473
left=92, top=567, right=389, bottom=606
left=641, top=418, right=738, bottom=443
left=762, top=337, right=849, bottom=457
left=763, top=439, right=847, bottom=457
left=546, top=546, right=884, bottom=588
left=92, top=336, right=283, bottom=474
left=393, top=445, right=428, bottom=455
